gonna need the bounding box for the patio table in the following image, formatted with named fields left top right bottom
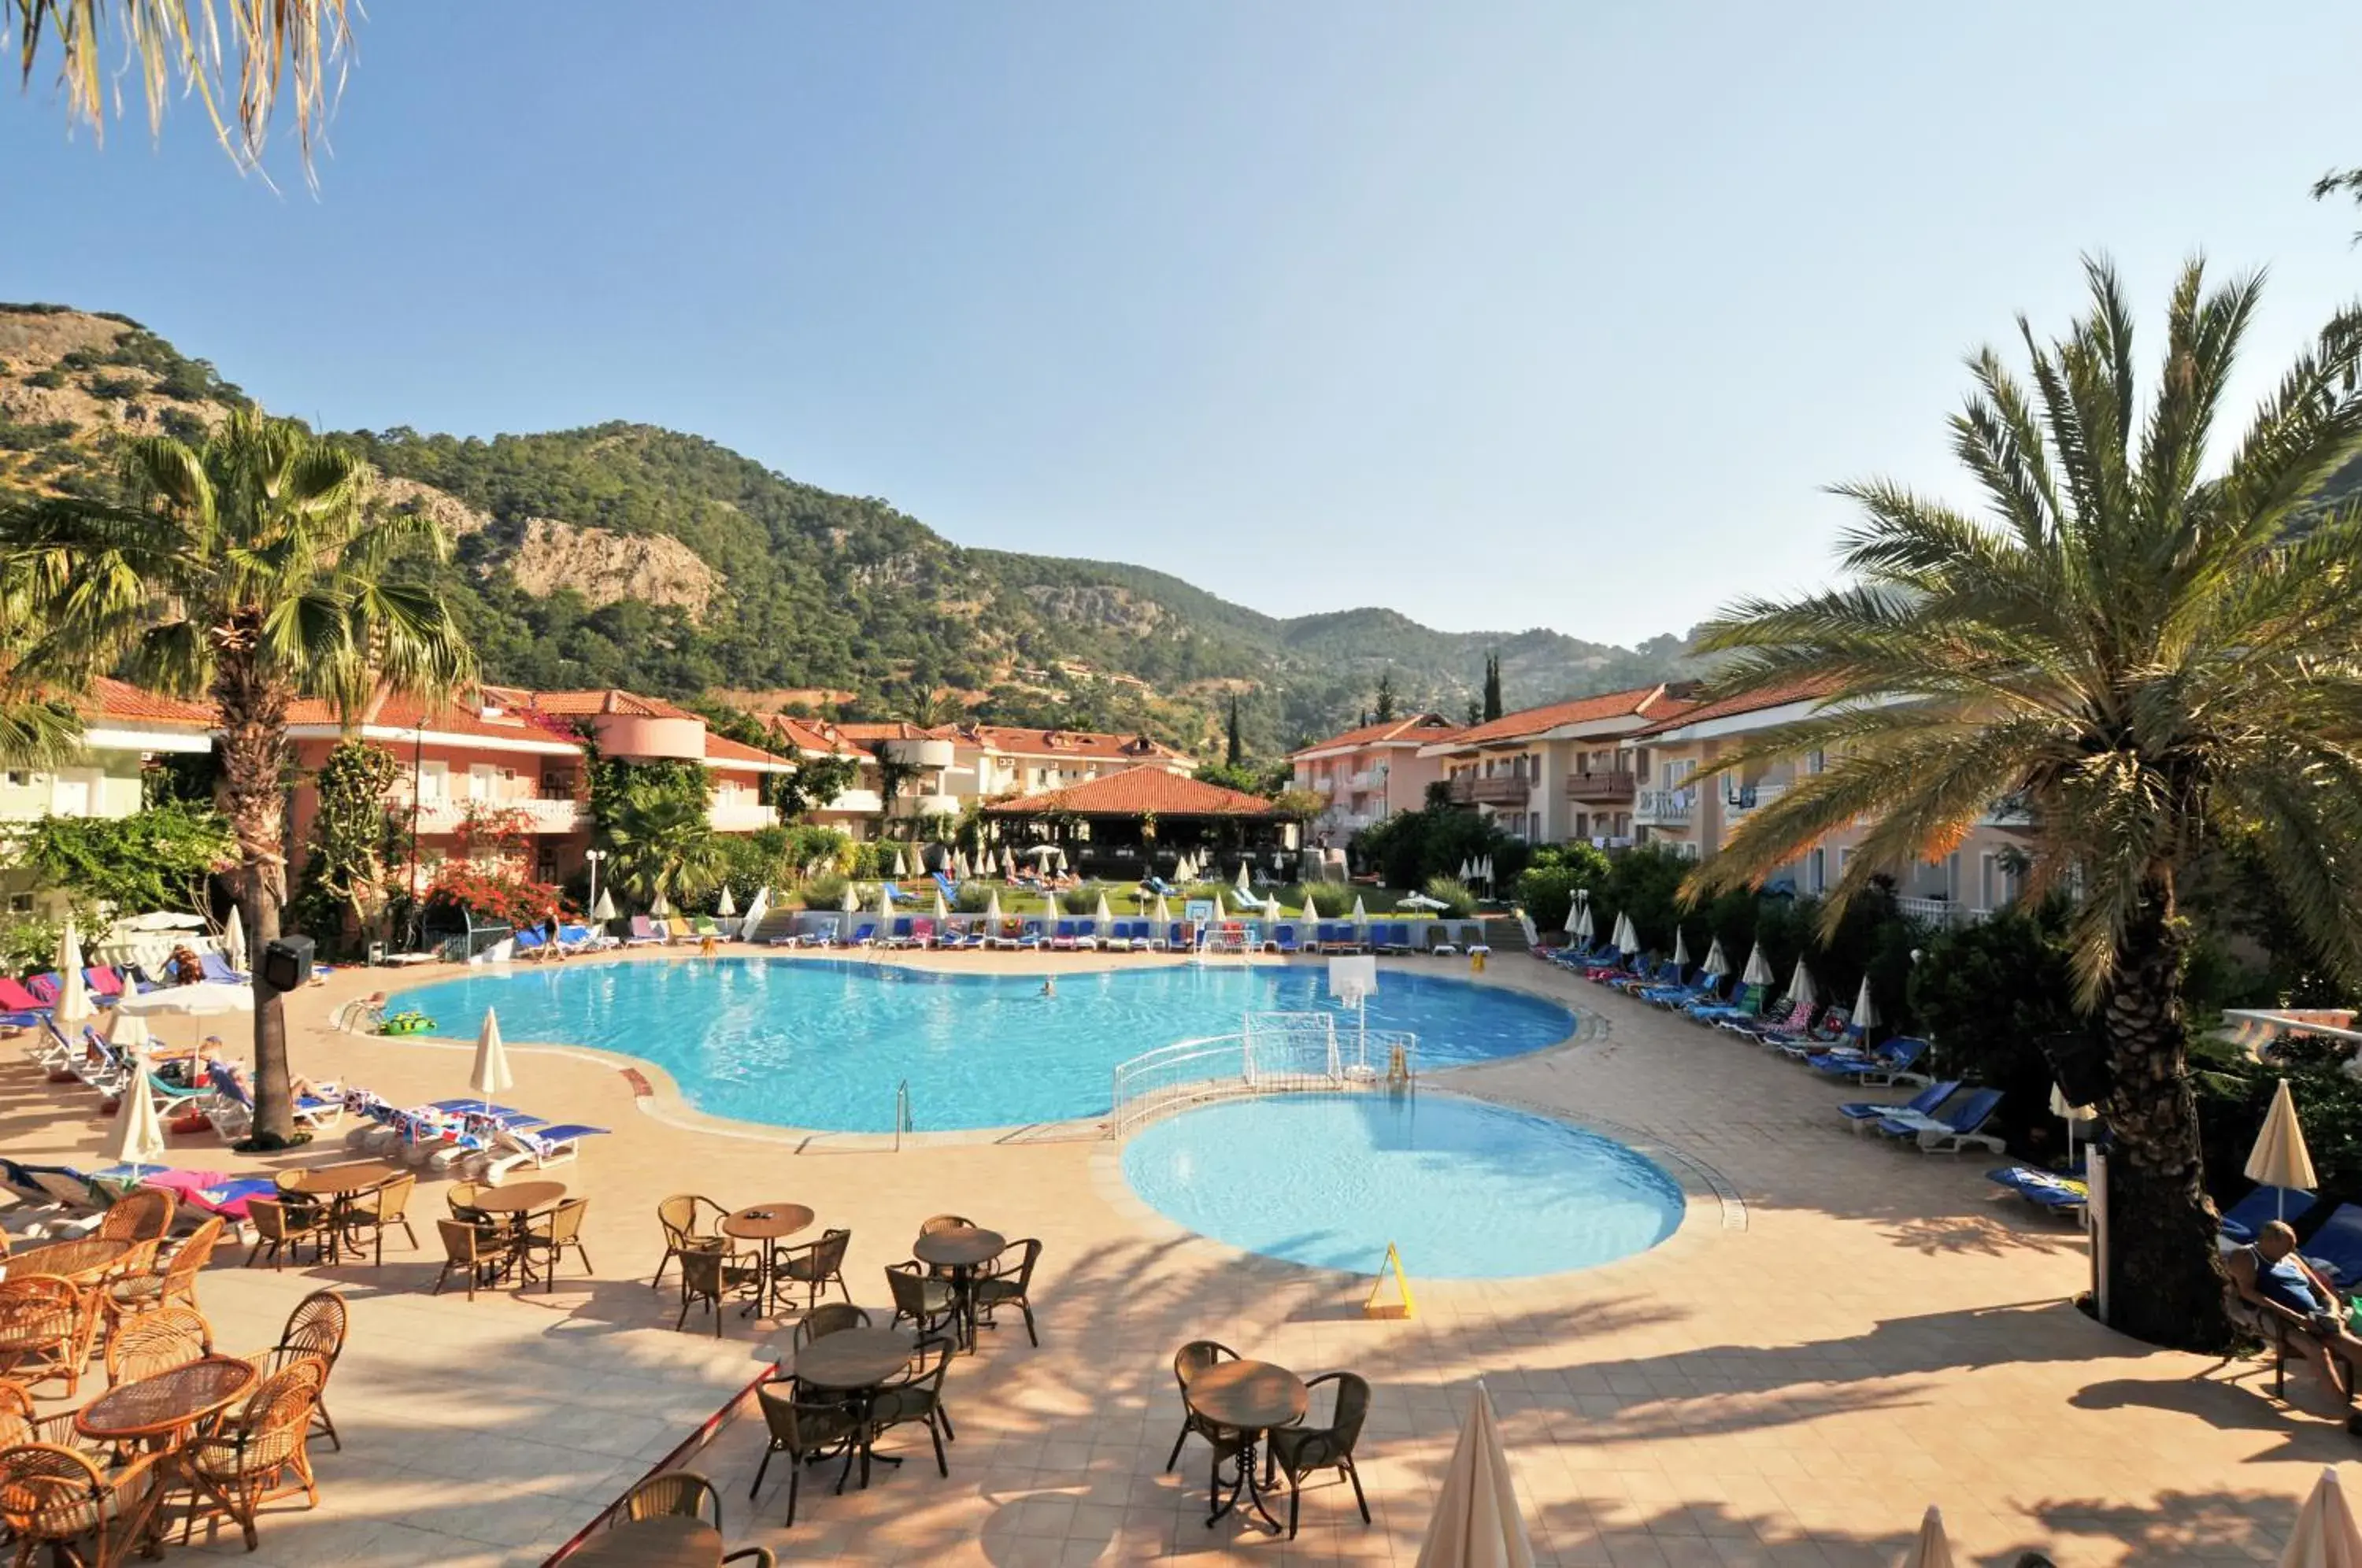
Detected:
left=912, top=1225, right=1003, bottom=1352
left=471, top=1179, right=569, bottom=1283
left=3, top=1236, right=131, bottom=1285
left=279, top=1161, right=400, bottom=1264
left=722, top=1203, right=813, bottom=1320
left=1184, top=1359, right=1307, bottom=1533
left=565, top=1517, right=723, bottom=1567
left=76, top=1354, right=257, bottom=1452
left=793, top=1326, right=916, bottom=1491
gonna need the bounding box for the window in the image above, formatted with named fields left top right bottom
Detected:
left=0, top=771, right=24, bottom=788
left=1805, top=749, right=1825, bottom=775
left=5, top=893, right=29, bottom=915
left=1807, top=847, right=1827, bottom=894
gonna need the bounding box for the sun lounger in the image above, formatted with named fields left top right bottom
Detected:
left=1729, top=997, right=1812, bottom=1041
left=879, top=917, right=919, bottom=949
left=664, top=916, right=698, bottom=944
left=842, top=922, right=877, bottom=949
left=509, top=927, right=548, bottom=960
left=2220, top=1183, right=2316, bottom=1245
left=1873, top=1086, right=2004, bottom=1154
left=198, top=951, right=244, bottom=984
left=204, top=1061, right=344, bottom=1137
left=82, top=967, right=124, bottom=1000
left=2301, top=1204, right=2362, bottom=1284
left=1986, top=1165, right=2088, bottom=1214
left=1840, top=1078, right=1957, bottom=1131
left=1047, top=920, right=1081, bottom=952
left=1101, top=920, right=1137, bottom=953
left=478, top=1120, right=609, bottom=1182
left=1272, top=923, right=1301, bottom=955
left=624, top=915, right=665, bottom=947
left=1774, top=1008, right=1853, bottom=1058
left=1812, top=1037, right=1927, bottom=1085
left=1013, top=919, right=1047, bottom=951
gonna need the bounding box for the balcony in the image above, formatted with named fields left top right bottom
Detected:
left=1448, top=775, right=1532, bottom=807
left=1895, top=895, right=1990, bottom=929
left=708, top=801, right=780, bottom=832
left=1723, top=779, right=1786, bottom=820
left=1310, top=776, right=1335, bottom=796
left=1348, top=767, right=1384, bottom=792
left=899, top=793, right=960, bottom=818
left=1563, top=769, right=1636, bottom=804
left=1633, top=787, right=1695, bottom=827
left=1982, top=793, right=2038, bottom=831
left=397, top=793, right=587, bottom=834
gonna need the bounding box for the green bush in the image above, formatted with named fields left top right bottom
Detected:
left=1181, top=881, right=1231, bottom=906
left=1299, top=882, right=1355, bottom=918
left=953, top=882, right=995, bottom=913
left=1907, top=898, right=2089, bottom=1157
left=1350, top=801, right=1528, bottom=890
left=0, top=917, right=61, bottom=976
left=798, top=872, right=849, bottom=910
left=1423, top=875, right=1478, bottom=918
left=780, top=823, right=851, bottom=877
left=1514, top=842, right=1612, bottom=935
left=1061, top=881, right=1121, bottom=915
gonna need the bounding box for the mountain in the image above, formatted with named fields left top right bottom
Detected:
left=0, top=304, right=1695, bottom=753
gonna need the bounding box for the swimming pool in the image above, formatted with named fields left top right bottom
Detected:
left=393, top=959, right=1574, bottom=1133
left=1121, top=1093, right=1686, bottom=1278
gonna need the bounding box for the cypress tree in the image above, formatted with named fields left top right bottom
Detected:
left=1225, top=695, right=1242, bottom=766
left=1482, top=653, right=1503, bottom=721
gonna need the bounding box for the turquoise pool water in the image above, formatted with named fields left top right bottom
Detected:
left=394, top=959, right=1573, bottom=1133
left=1121, top=1093, right=1686, bottom=1278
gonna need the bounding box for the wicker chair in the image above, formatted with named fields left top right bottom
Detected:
left=241, top=1200, right=320, bottom=1271
left=793, top=1303, right=871, bottom=1352
left=653, top=1193, right=730, bottom=1292
left=0, top=1384, right=85, bottom=1449
left=103, top=1304, right=212, bottom=1388
left=866, top=1336, right=956, bottom=1479
left=971, top=1237, right=1042, bottom=1347
left=884, top=1262, right=957, bottom=1339
left=252, top=1289, right=348, bottom=1452
left=617, top=1468, right=778, bottom=1564
left=0, top=1441, right=165, bottom=1567
left=675, top=1245, right=755, bottom=1335
left=772, top=1228, right=850, bottom=1314
left=1267, top=1372, right=1372, bottom=1538
left=1164, top=1339, right=1242, bottom=1473
left=183, top=1360, right=323, bottom=1551
left=519, top=1197, right=593, bottom=1290
left=0, top=1276, right=94, bottom=1396
left=94, top=1189, right=174, bottom=1244
left=446, top=1182, right=491, bottom=1224
left=105, top=1215, right=224, bottom=1321
left=917, top=1213, right=979, bottom=1281
left=750, top=1384, right=860, bottom=1525
left=431, top=1219, right=503, bottom=1300
left=336, top=1173, right=419, bottom=1266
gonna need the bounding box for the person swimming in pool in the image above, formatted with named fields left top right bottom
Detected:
left=1040, top=977, right=1056, bottom=997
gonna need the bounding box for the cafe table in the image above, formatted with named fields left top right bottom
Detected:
left=1183, top=1359, right=1308, bottom=1533
left=791, top=1327, right=917, bottom=1491
left=721, top=1203, right=813, bottom=1320
left=76, top=1354, right=257, bottom=1452
left=4, top=1236, right=131, bottom=1285
left=278, top=1162, right=401, bottom=1264
left=468, top=1180, right=568, bottom=1281
left=564, top=1516, right=723, bottom=1567
left=910, top=1225, right=1003, bottom=1352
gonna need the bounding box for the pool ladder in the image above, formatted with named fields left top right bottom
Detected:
left=894, top=1079, right=913, bottom=1152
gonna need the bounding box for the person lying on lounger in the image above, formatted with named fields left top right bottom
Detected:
left=2229, top=1219, right=2362, bottom=1417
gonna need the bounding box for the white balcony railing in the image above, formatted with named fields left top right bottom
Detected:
left=1894, top=896, right=1990, bottom=929
left=1311, top=776, right=1335, bottom=796
left=1349, top=768, right=1383, bottom=791
left=901, top=793, right=960, bottom=817
left=397, top=794, right=587, bottom=834
left=708, top=801, right=780, bottom=832
left=1633, top=787, right=1695, bottom=827
left=1723, top=780, right=1786, bottom=819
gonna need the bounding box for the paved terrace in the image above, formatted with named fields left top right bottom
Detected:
left=4, top=945, right=2340, bottom=1566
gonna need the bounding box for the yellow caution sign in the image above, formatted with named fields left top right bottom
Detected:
left=1363, top=1241, right=1416, bottom=1320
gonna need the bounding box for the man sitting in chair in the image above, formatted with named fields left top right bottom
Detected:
left=2228, top=1219, right=2362, bottom=1421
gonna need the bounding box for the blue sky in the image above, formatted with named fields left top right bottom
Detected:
left=8, top=3, right=2361, bottom=645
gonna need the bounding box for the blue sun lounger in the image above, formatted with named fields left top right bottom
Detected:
left=1873, top=1086, right=2003, bottom=1154
left=1986, top=1165, right=2088, bottom=1214
left=2220, top=1183, right=2316, bottom=1245
left=1810, top=1037, right=1928, bottom=1085
left=1840, top=1078, right=1957, bottom=1131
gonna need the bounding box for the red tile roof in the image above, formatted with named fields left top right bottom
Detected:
left=764, top=715, right=853, bottom=755
left=83, top=679, right=211, bottom=727
left=495, top=687, right=698, bottom=720
left=287, top=690, right=587, bottom=749
left=1441, top=686, right=1687, bottom=747
left=832, top=721, right=933, bottom=743
left=1627, top=676, right=1844, bottom=738
left=983, top=766, right=1279, bottom=819
left=704, top=733, right=794, bottom=769
left=1288, top=713, right=1460, bottom=758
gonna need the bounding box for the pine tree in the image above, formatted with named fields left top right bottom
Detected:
left=1374, top=672, right=1398, bottom=723
left=1464, top=698, right=1483, bottom=727
left=1225, top=695, right=1243, bottom=766
left=1482, top=653, right=1503, bottom=721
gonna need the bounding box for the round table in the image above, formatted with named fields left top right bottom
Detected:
left=913, top=1226, right=1004, bottom=1351
left=722, top=1204, right=813, bottom=1320
left=565, top=1517, right=723, bottom=1568
left=1184, top=1359, right=1308, bottom=1533
left=469, top=1180, right=566, bottom=1215
left=76, top=1355, right=256, bottom=1450
left=280, top=1162, right=400, bottom=1264
left=793, top=1328, right=916, bottom=1492
left=6, top=1236, right=131, bottom=1284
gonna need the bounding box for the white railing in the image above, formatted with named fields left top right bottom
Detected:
left=1894, top=896, right=1988, bottom=928
left=1109, top=1011, right=1418, bottom=1139
left=708, top=801, right=780, bottom=831
left=1349, top=768, right=1383, bottom=791
left=395, top=794, right=585, bottom=834
left=1723, top=780, right=1786, bottom=819
left=1311, top=777, right=1335, bottom=796
left=1634, top=787, right=1694, bottom=826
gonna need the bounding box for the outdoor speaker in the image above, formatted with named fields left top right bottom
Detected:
left=261, top=936, right=315, bottom=995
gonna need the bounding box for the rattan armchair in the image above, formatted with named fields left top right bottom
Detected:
left=335, top=1172, right=419, bottom=1266
left=620, top=1467, right=722, bottom=1525
left=1266, top=1371, right=1372, bottom=1538
left=676, top=1245, right=755, bottom=1335
left=520, top=1197, right=593, bottom=1290
left=917, top=1213, right=982, bottom=1281
left=252, top=1289, right=348, bottom=1452
left=104, top=1215, right=224, bottom=1321
left=653, top=1193, right=730, bottom=1292
left=103, top=1304, right=212, bottom=1388
left=1164, top=1338, right=1243, bottom=1473
left=0, top=1275, right=94, bottom=1396
left=431, top=1219, right=503, bottom=1301
left=94, top=1189, right=174, bottom=1244
left=0, top=1441, right=165, bottom=1567
left=750, top=1384, right=859, bottom=1525
left=866, top=1336, right=956, bottom=1479
left=884, top=1261, right=957, bottom=1339
left=972, top=1237, right=1042, bottom=1346
left=0, top=1383, right=85, bottom=1449
left=773, top=1227, right=850, bottom=1313
left=241, top=1199, right=320, bottom=1271
left=183, top=1360, right=323, bottom=1551
left=793, top=1303, right=871, bottom=1352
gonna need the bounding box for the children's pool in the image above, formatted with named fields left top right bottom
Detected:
left=1121, top=1093, right=1687, bottom=1278
left=393, top=959, right=1575, bottom=1133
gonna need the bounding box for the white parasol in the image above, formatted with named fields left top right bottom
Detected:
left=983, top=889, right=1003, bottom=930
left=1415, top=1381, right=1532, bottom=1568
left=932, top=886, right=950, bottom=923
left=1852, top=973, right=1879, bottom=1031
left=105, top=1057, right=168, bottom=1174
left=1152, top=892, right=1172, bottom=924
left=1612, top=912, right=1638, bottom=954
left=53, top=920, right=91, bottom=1030
left=106, top=1010, right=151, bottom=1052
left=1458, top=859, right=1473, bottom=882
left=221, top=905, right=248, bottom=973
left=1671, top=930, right=1690, bottom=968
left=119, top=982, right=251, bottom=1018
left=2247, top=1078, right=2319, bottom=1219
left=876, top=883, right=894, bottom=926
left=739, top=885, right=769, bottom=941
left=468, top=1008, right=513, bottom=1111
left=1265, top=895, right=1283, bottom=924
left=117, top=911, right=203, bottom=933
left=591, top=887, right=617, bottom=922
left=716, top=886, right=737, bottom=919
left=1235, top=860, right=1253, bottom=895
left=650, top=890, right=675, bottom=919
left=2281, top=1466, right=2362, bottom=1567
left=1900, top=1506, right=1955, bottom=1568
left=1094, top=891, right=1113, bottom=926
left=1701, top=937, right=1728, bottom=977
left=1739, top=942, right=1773, bottom=987
left=1782, top=962, right=1818, bottom=1011
left=1572, top=904, right=1594, bottom=942
left=1351, top=895, right=1368, bottom=925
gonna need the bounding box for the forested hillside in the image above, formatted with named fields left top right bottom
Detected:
left=0, top=304, right=1694, bottom=751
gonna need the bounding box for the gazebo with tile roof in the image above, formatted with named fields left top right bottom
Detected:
left=981, top=766, right=1291, bottom=882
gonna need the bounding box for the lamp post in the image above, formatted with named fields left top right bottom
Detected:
left=586, top=849, right=608, bottom=927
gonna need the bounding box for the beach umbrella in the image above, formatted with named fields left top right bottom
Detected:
left=468, top=1008, right=513, bottom=1112
left=1400, top=893, right=1449, bottom=912
left=1740, top=941, right=1773, bottom=987
left=839, top=885, right=861, bottom=932
left=1612, top=912, right=1638, bottom=955
left=2247, top=1078, right=2319, bottom=1219
left=1001, top=847, right=1016, bottom=879
left=876, top=883, right=894, bottom=925
left=952, top=850, right=970, bottom=880
left=105, top=1057, right=168, bottom=1174
left=221, top=905, right=248, bottom=972
left=120, top=982, right=251, bottom=1019
left=2282, top=1466, right=2362, bottom=1567
left=1899, top=1506, right=1955, bottom=1568
left=1671, top=930, right=1689, bottom=969
left=1153, top=892, right=1172, bottom=924
left=53, top=920, right=91, bottom=1029
left=1852, top=973, right=1879, bottom=1032
left=1573, top=904, right=1594, bottom=942
left=1235, top=860, right=1253, bottom=895
left=1458, top=859, right=1473, bottom=882
left=1701, top=937, right=1728, bottom=977
left=932, top=886, right=950, bottom=923
left=650, top=890, right=675, bottom=919
left=739, top=885, right=769, bottom=941
left=1351, top=895, right=1368, bottom=925
left=590, top=887, right=617, bottom=923
left=715, top=886, right=737, bottom=919
left=1415, top=1381, right=1532, bottom=1568
left=106, top=1010, right=151, bottom=1053
left=1264, top=895, right=1283, bottom=925
left=1094, top=891, right=1113, bottom=926
left=1479, top=855, right=1494, bottom=887
left=119, top=911, right=204, bottom=932
left=1782, top=962, right=1818, bottom=1011
left=983, top=889, right=1003, bottom=927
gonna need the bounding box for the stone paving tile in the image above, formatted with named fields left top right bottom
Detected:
left=2, top=945, right=2348, bottom=1562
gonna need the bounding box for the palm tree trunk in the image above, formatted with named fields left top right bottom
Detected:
left=2097, top=888, right=2230, bottom=1350
left=212, top=642, right=295, bottom=1147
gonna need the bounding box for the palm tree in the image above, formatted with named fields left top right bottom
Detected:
left=1685, top=258, right=2362, bottom=1351
left=604, top=776, right=723, bottom=909
left=9, top=0, right=351, bottom=177
left=0, top=410, right=472, bottom=1146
